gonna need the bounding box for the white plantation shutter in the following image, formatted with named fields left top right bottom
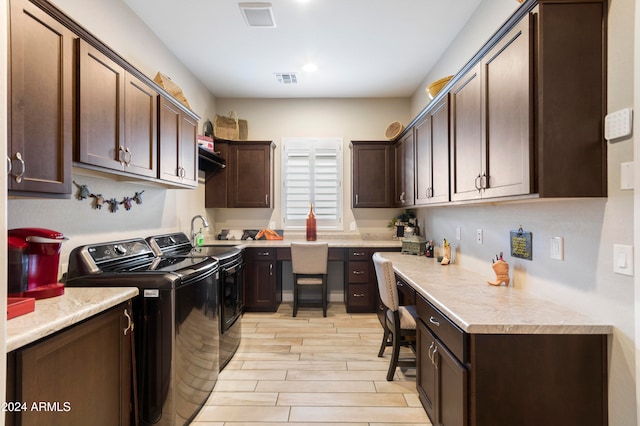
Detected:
left=282, top=138, right=343, bottom=230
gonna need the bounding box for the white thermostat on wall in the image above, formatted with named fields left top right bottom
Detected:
left=604, top=108, right=633, bottom=141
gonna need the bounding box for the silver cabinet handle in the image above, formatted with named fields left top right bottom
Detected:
left=13, top=152, right=25, bottom=183
left=429, top=316, right=440, bottom=327
left=428, top=341, right=435, bottom=364
left=355, top=194, right=359, bottom=205
left=399, top=191, right=405, bottom=203
left=352, top=252, right=365, bottom=257
left=474, top=174, right=482, bottom=191
left=7, top=156, right=11, bottom=175
left=480, top=173, right=487, bottom=190
left=269, top=263, right=273, bottom=276
left=432, top=346, right=438, bottom=369
left=352, top=270, right=365, bottom=275
left=265, top=194, right=269, bottom=205
left=396, top=280, right=403, bottom=287
left=124, top=147, right=132, bottom=166
left=123, top=308, right=133, bottom=335
left=258, top=251, right=270, bottom=256
left=119, top=146, right=126, bottom=166
left=352, top=293, right=365, bottom=297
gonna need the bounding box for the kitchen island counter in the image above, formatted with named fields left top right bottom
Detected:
left=379, top=252, right=612, bottom=335
left=6, top=287, right=139, bottom=352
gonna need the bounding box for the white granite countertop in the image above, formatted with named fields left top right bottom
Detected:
left=379, top=252, right=612, bottom=335
left=204, top=238, right=403, bottom=249
left=6, top=287, right=139, bottom=352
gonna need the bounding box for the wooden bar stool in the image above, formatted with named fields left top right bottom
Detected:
left=372, top=252, right=417, bottom=380
left=291, top=242, right=329, bottom=317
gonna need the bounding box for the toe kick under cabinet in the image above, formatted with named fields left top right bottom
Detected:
left=416, top=294, right=608, bottom=426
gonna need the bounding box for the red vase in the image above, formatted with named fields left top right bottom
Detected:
left=306, top=203, right=317, bottom=241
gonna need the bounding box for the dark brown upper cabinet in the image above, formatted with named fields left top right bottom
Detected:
left=394, top=133, right=415, bottom=207
left=351, top=141, right=395, bottom=208
left=158, top=96, right=198, bottom=188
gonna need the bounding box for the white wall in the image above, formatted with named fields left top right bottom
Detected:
left=414, top=0, right=636, bottom=424
left=211, top=97, right=408, bottom=239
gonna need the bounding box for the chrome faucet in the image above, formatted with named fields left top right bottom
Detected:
left=190, top=215, right=209, bottom=246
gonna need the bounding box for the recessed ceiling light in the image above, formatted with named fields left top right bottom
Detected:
left=302, top=63, right=317, bottom=72
left=239, top=3, right=276, bottom=28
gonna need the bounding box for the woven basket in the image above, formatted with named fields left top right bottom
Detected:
left=153, top=72, right=191, bottom=109
left=426, top=75, right=454, bottom=100
left=385, top=121, right=404, bottom=140
left=214, top=112, right=239, bottom=140
left=238, top=119, right=248, bottom=140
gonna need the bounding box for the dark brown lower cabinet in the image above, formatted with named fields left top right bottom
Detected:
left=417, top=319, right=467, bottom=426
left=416, top=293, right=608, bottom=426
left=6, top=302, right=133, bottom=426
left=244, top=248, right=280, bottom=312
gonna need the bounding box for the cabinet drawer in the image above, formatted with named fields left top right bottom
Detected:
left=348, top=248, right=371, bottom=260
left=245, top=248, right=276, bottom=261
left=348, top=261, right=369, bottom=283
left=395, top=274, right=416, bottom=305
left=347, top=284, right=372, bottom=307
left=417, top=294, right=467, bottom=363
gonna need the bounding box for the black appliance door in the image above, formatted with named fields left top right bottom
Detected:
left=221, top=260, right=243, bottom=333
left=174, top=267, right=219, bottom=425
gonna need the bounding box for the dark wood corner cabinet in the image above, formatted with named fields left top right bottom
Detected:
left=205, top=140, right=274, bottom=208
left=415, top=293, right=607, bottom=426
left=351, top=141, right=395, bottom=208
left=6, top=302, right=133, bottom=426
left=8, top=0, right=200, bottom=196
left=394, top=133, right=415, bottom=207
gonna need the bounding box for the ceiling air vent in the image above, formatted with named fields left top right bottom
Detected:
left=239, top=3, right=276, bottom=28
left=275, top=73, right=298, bottom=84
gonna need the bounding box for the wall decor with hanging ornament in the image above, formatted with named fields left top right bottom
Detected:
left=73, top=181, right=145, bottom=213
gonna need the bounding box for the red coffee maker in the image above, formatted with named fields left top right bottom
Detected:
left=8, top=228, right=68, bottom=299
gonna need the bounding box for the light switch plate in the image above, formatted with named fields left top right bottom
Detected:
left=613, top=244, right=634, bottom=276
left=550, top=237, right=564, bottom=261
left=621, top=162, right=634, bottom=190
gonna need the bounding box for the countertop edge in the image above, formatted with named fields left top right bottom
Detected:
left=383, top=253, right=613, bottom=336
left=6, top=287, right=139, bottom=352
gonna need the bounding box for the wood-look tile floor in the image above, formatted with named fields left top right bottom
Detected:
left=192, top=303, right=430, bottom=425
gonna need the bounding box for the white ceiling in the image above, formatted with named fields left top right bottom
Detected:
left=122, top=0, right=483, bottom=98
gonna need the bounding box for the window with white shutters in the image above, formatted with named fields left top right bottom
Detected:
left=281, top=138, right=343, bottom=230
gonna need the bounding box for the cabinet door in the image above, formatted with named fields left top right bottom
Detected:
left=158, top=97, right=198, bottom=187
left=450, top=64, right=483, bottom=202
left=205, top=141, right=229, bottom=207
left=482, top=15, right=532, bottom=198
left=394, top=133, right=415, bottom=207
left=9, top=0, right=73, bottom=194
left=123, top=73, right=157, bottom=178
left=244, top=260, right=276, bottom=311
left=415, top=96, right=450, bottom=205
left=78, top=40, right=126, bottom=171
left=352, top=142, right=394, bottom=208
left=417, top=319, right=437, bottom=423
left=15, top=303, right=132, bottom=425
left=179, top=113, right=198, bottom=187
left=230, top=143, right=272, bottom=208
left=418, top=320, right=467, bottom=426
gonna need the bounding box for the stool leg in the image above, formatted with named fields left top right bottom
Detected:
left=378, top=325, right=390, bottom=357
left=387, top=329, right=400, bottom=381
left=322, top=276, right=327, bottom=317
left=293, top=276, right=298, bottom=317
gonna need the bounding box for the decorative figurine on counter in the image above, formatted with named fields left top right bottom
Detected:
left=488, top=252, right=510, bottom=286
left=440, top=239, right=451, bottom=265
left=425, top=240, right=434, bottom=258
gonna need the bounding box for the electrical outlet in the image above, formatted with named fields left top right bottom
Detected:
left=476, top=229, right=483, bottom=244
left=613, top=244, right=634, bottom=276
left=350, top=221, right=357, bottom=231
